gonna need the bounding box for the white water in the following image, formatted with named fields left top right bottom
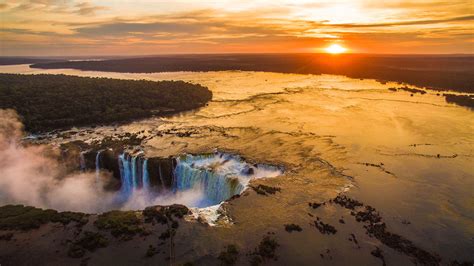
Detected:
left=174, top=152, right=283, bottom=207
left=113, top=151, right=282, bottom=208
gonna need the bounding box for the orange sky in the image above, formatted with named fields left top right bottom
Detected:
left=0, top=0, right=473, bottom=56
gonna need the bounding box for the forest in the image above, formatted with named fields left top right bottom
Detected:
left=0, top=74, right=212, bottom=132
left=30, top=54, right=474, bottom=93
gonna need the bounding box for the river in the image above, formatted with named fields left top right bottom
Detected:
left=1, top=64, right=472, bottom=264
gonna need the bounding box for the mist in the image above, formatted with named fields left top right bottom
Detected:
left=0, top=109, right=204, bottom=213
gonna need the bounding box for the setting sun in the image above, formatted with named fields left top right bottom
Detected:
left=325, top=44, right=347, bottom=54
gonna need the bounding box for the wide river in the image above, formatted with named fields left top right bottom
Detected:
left=1, top=64, right=473, bottom=264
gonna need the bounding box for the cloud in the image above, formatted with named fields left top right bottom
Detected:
left=76, top=22, right=210, bottom=36
left=74, top=2, right=108, bottom=16
left=7, top=0, right=106, bottom=16
left=1, top=1, right=473, bottom=55
left=325, top=15, right=474, bottom=28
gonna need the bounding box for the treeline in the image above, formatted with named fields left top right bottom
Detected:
left=0, top=57, right=59, bottom=65
left=0, top=74, right=212, bottom=132
left=31, top=54, right=474, bottom=93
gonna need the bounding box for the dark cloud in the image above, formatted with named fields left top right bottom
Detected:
left=0, top=27, right=65, bottom=36
left=76, top=22, right=211, bottom=36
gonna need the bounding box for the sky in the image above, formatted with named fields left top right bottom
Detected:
left=0, top=0, right=473, bottom=56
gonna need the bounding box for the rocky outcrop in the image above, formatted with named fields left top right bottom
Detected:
left=147, top=157, right=176, bottom=190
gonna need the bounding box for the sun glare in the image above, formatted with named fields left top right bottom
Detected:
left=325, top=44, right=347, bottom=54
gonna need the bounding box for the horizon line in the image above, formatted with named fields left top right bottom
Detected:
left=1, top=52, right=474, bottom=59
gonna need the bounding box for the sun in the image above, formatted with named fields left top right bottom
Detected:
left=325, top=44, right=347, bottom=54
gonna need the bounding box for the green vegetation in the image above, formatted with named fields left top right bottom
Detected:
left=142, top=205, right=189, bottom=261
left=444, top=94, right=474, bottom=109
left=143, top=204, right=190, bottom=225
left=94, top=210, right=144, bottom=240
left=249, top=236, right=280, bottom=265
left=0, top=73, right=212, bottom=132
left=0, top=205, right=88, bottom=230
left=30, top=54, right=474, bottom=93
left=218, top=245, right=239, bottom=265
left=68, top=231, right=108, bottom=258
left=257, top=236, right=279, bottom=260
left=51, top=211, right=89, bottom=226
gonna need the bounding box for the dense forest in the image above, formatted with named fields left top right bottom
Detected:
left=0, top=74, right=212, bottom=132
left=0, top=57, right=59, bottom=65
left=30, top=54, right=474, bottom=93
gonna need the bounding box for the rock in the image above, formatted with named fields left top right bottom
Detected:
left=148, top=157, right=177, bottom=189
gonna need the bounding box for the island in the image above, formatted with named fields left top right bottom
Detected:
left=0, top=74, right=212, bottom=132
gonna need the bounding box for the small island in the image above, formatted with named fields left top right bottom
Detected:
left=0, top=74, right=212, bottom=132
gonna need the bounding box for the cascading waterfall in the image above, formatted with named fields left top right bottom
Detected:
left=95, top=150, right=102, bottom=184
left=142, top=159, right=150, bottom=191
left=158, top=164, right=165, bottom=189
left=89, top=150, right=282, bottom=209
left=79, top=152, right=86, bottom=172
left=117, top=152, right=150, bottom=199
left=174, top=152, right=283, bottom=207
left=131, top=156, right=137, bottom=190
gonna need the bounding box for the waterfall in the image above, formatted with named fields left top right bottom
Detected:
left=131, top=156, right=137, bottom=190
left=142, top=159, right=150, bottom=191
left=158, top=164, right=165, bottom=190
left=118, top=153, right=132, bottom=198
left=117, top=152, right=151, bottom=199
left=174, top=162, right=243, bottom=205
left=173, top=152, right=283, bottom=207
left=95, top=150, right=102, bottom=184
left=79, top=152, right=86, bottom=172
left=104, top=151, right=282, bottom=208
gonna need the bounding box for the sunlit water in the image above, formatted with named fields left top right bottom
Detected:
left=1, top=64, right=473, bottom=262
